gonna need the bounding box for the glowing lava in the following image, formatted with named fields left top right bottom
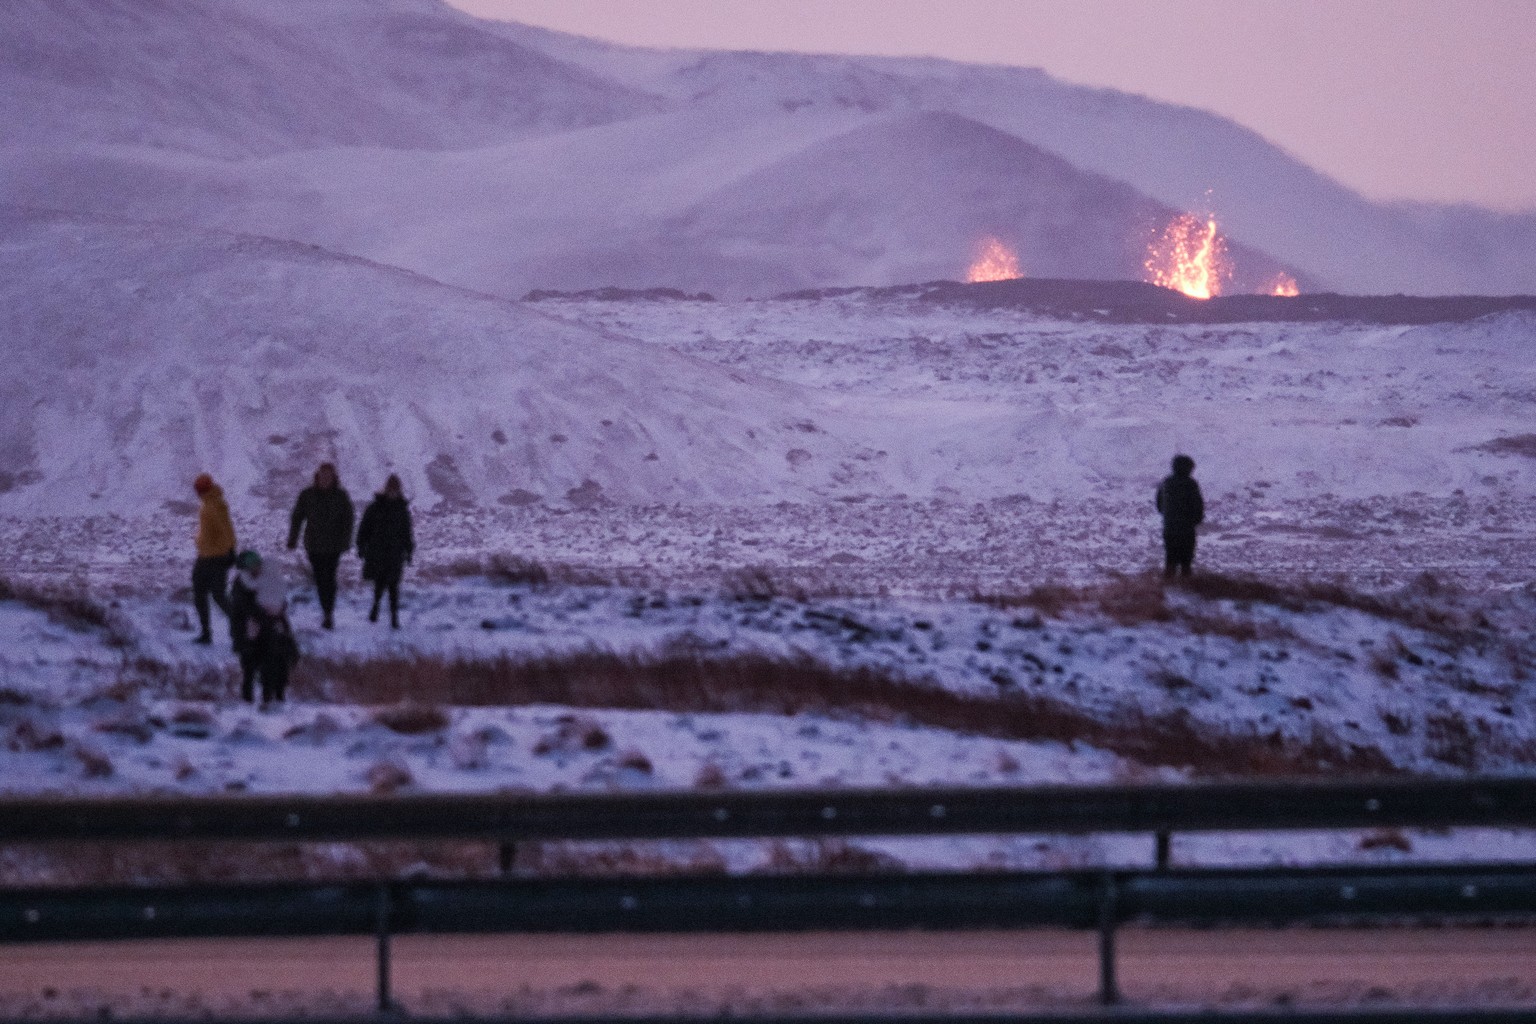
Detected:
left=1144, top=214, right=1230, bottom=299
left=1267, top=273, right=1300, bottom=297
left=966, top=237, right=1023, bottom=283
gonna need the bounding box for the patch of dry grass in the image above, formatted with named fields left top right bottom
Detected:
left=371, top=702, right=450, bottom=735
left=287, top=649, right=1393, bottom=779
left=0, top=573, right=132, bottom=646
left=974, top=571, right=1488, bottom=647
left=3, top=839, right=506, bottom=888
left=422, top=554, right=609, bottom=588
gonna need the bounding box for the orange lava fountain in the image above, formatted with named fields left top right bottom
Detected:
left=1267, top=273, right=1300, bottom=297
left=1144, top=214, right=1229, bottom=299
left=966, top=237, right=1023, bottom=283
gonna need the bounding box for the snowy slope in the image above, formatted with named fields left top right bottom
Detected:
left=537, top=293, right=1536, bottom=507
left=0, top=207, right=909, bottom=513
left=0, top=0, right=659, bottom=156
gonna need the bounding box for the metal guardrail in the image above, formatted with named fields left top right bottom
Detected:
left=4, top=777, right=1536, bottom=1016
left=7, top=864, right=1536, bottom=942
left=6, top=776, right=1536, bottom=846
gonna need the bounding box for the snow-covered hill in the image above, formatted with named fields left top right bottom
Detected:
left=0, top=207, right=912, bottom=514
left=4, top=0, right=1532, bottom=296
left=657, top=111, right=1298, bottom=295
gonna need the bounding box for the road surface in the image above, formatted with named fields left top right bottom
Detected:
left=3, top=928, right=1533, bottom=1014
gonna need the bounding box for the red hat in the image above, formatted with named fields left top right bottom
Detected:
left=193, top=473, right=214, bottom=494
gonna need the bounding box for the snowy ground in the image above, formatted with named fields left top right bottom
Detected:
left=4, top=292, right=1536, bottom=883
left=4, top=550, right=1535, bottom=883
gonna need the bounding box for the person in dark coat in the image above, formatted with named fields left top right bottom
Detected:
left=1156, top=454, right=1205, bottom=578
left=287, top=462, right=354, bottom=629
left=356, top=474, right=414, bottom=629
left=229, top=549, right=297, bottom=706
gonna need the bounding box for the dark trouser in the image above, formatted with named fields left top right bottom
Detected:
left=307, top=550, right=342, bottom=620
left=371, top=577, right=400, bottom=620
left=1163, top=529, right=1197, bottom=577
left=239, top=652, right=259, bottom=703
left=192, top=553, right=234, bottom=636
left=240, top=647, right=289, bottom=703
left=261, top=653, right=290, bottom=704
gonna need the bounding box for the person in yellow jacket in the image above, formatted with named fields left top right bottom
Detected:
left=191, top=473, right=237, bottom=645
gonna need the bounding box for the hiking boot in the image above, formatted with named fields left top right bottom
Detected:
left=192, top=632, right=213, bottom=645
left=368, top=605, right=379, bottom=623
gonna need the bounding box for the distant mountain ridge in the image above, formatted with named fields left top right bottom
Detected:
left=0, top=0, right=660, bottom=156
left=1, top=0, right=1532, bottom=296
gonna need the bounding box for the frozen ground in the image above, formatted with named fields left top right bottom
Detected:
left=4, top=287, right=1536, bottom=881
left=4, top=546, right=1536, bottom=883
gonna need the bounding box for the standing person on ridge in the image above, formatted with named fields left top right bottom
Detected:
left=287, top=462, right=354, bottom=629
left=190, top=473, right=236, bottom=645
left=1155, top=454, right=1205, bottom=579
left=356, top=473, right=415, bottom=630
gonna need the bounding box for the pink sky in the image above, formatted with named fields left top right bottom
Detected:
left=448, top=0, right=1536, bottom=212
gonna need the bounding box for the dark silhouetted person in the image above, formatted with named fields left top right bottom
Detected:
left=287, top=462, right=354, bottom=629
left=357, top=473, right=414, bottom=630
left=190, top=473, right=236, bottom=645
left=231, top=549, right=296, bottom=706
left=1156, top=454, right=1204, bottom=578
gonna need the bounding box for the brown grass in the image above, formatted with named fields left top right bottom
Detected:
left=423, top=554, right=610, bottom=588
left=371, top=702, right=450, bottom=734
left=4, top=839, right=507, bottom=888
left=69, top=742, right=114, bottom=779
left=282, top=649, right=1392, bottom=779
left=617, top=748, right=654, bottom=774
left=1423, top=711, right=1483, bottom=771
left=0, top=573, right=132, bottom=646
left=510, top=840, right=727, bottom=878
left=365, top=759, right=414, bottom=794
left=532, top=715, right=612, bottom=755
left=6, top=718, right=64, bottom=751
left=973, top=571, right=1486, bottom=646
left=760, top=839, right=904, bottom=875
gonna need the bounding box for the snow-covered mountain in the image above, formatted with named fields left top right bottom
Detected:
left=492, top=17, right=1536, bottom=296
left=3, top=0, right=1531, bottom=296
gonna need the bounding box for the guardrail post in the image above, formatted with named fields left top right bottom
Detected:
left=1097, top=871, right=1119, bottom=1006
left=1154, top=829, right=1171, bottom=870
left=498, top=841, right=516, bottom=876
left=375, top=883, right=393, bottom=1014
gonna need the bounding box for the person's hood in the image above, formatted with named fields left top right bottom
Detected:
left=255, top=570, right=288, bottom=616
